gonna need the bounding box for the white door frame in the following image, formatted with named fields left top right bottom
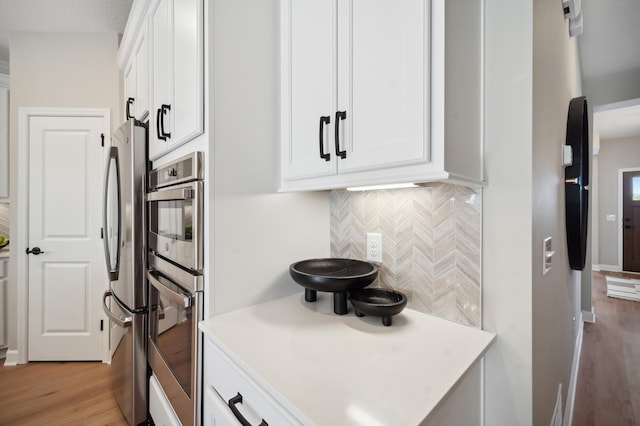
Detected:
left=617, top=167, right=640, bottom=271
left=12, top=107, right=110, bottom=365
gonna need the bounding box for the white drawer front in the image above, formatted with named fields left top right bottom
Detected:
left=203, top=338, right=299, bottom=426
left=149, top=374, right=181, bottom=426
left=0, top=259, right=6, bottom=278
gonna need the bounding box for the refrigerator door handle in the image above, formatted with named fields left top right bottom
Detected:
left=102, top=146, right=122, bottom=281
left=103, top=291, right=133, bottom=328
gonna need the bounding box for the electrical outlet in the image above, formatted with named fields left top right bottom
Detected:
left=367, top=233, right=382, bottom=263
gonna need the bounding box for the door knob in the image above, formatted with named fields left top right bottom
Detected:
left=26, top=247, right=44, bottom=255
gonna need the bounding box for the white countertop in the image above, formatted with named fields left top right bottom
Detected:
left=199, top=292, right=496, bottom=425
left=0, top=247, right=10, bottom=258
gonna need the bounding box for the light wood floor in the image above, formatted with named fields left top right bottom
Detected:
left=573, top=271, right=640, bottom=425
left=0, top=359, right=127, bottom=425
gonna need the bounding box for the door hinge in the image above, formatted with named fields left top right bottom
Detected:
left=101, top=133, right=105, bottom=147
left=100, top=319, right=104, bottom=331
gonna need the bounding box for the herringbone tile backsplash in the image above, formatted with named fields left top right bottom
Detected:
left=0, top=203, right=9, bottom=237
left=330, top=184, right=481, bottom=327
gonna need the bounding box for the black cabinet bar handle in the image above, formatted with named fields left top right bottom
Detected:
left=159, top=104, right=172, bottom=140
left=335, top=111, right=347, bottom=159
left=228, top=393, right=268, bottom=426
left=156, top=108, right=166, bottom=141
left=126, top=97, right=135, bottom=120
left=319, top=116, right=331, bottom=161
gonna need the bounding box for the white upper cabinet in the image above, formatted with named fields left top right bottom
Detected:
left=280, top=0, right=485, bottom=191
left=124, top=24, right=149, bottom=121
left=148, top=0, right=204, bottom=160
left=118, top=0, right=204, bottom=160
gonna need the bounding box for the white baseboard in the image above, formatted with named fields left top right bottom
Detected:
left=592, top=264, right=601, bottom=271
left=4, top=349, right=20, bottom=366
left=551, top=383, right=563, bottom=426
left=582, top=308, right=596, bottom=324
left=596, top=264, right=621, bottom=272
left=563, top=313, right=584, bottom=426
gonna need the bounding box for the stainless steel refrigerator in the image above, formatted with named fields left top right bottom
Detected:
left=102, top=119, right=148, bottom=426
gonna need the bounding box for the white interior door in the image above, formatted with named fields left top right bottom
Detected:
left=28, top=115, right=106, bottom=361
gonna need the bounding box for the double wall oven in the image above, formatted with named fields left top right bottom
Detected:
left=146, top=152, right=204, bottom=426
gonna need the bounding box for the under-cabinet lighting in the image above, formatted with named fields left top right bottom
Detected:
left=346, top=183, right=418, bottom=192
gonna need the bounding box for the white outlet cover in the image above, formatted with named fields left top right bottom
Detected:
left=367, top=233, right=382, bottom=263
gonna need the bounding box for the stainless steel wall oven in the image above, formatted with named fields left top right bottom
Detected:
left=147, top=152, right=204, bottom=273
left=146, top=152, right=204, bottom=426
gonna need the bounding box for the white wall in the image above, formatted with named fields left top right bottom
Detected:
left=208, top=0, right=330, bottom=316
left=482, top=0, right=534, bottom=423
left=531, top=0, right=583, bottom=423
left=483, top=0, right=584, bottom=423
left=7, top=32, right=121, bottom=355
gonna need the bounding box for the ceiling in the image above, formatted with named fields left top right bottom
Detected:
left=0, top=0, right=638, bottom=138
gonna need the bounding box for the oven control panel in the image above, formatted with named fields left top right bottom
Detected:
left=149, top=151, right=204, bottom=190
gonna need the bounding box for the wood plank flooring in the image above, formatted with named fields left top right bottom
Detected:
left=573, top=271, right=640, bottom=425
left=0, top=359, right=127, bottom=425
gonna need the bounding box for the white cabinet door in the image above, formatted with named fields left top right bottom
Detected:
left=150, top=0, right=172, bottom=159
left=281, top=0, right=430, bottom=188
left=338, top=0, right=428, bottom=173
left=281, top=0, right=337, bottom=181
left=133, top=27, right=149, bottom=120
left=149, top=0, right=204, bottom=160
left=124, top=56, right=137, bottom=120
left=172, top=0, right=204, bottom=148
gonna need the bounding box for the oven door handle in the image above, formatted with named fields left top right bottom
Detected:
left=146, top=187, right=193, bottom=202
left=147, top=270, right=192, bottom=308
left=102, top=291, right=133, bottom=328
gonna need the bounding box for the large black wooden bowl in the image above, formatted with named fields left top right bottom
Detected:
left=350, top=288, right=407, bottom=326
left=289, top=258, right=378, bottom=315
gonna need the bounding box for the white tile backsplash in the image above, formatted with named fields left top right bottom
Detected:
left=0, top=203, right=8, bottom=237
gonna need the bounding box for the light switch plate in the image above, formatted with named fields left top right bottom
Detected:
left=543, top=237, right=554, bottom=276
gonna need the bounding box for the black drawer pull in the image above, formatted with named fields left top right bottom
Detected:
left=335, top=110, right=347, bottom=159
left=126, top=97, right=135, bottom=120
left=228, top=393, right=268, bottom=426
left=319, top=116, right=331, bottom=161
left=156, top=108, right=165, bottom=141
left=158, top=104, right=172, bottom=140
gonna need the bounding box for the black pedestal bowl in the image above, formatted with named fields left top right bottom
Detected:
left=289, top=258, right=378, bottom=315
left=350, top=288, right=407, bottom=326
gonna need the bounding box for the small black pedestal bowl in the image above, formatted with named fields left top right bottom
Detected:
left=350, top=288, right=407, bottom=326
left=289, top=258, right=378, bottom=315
